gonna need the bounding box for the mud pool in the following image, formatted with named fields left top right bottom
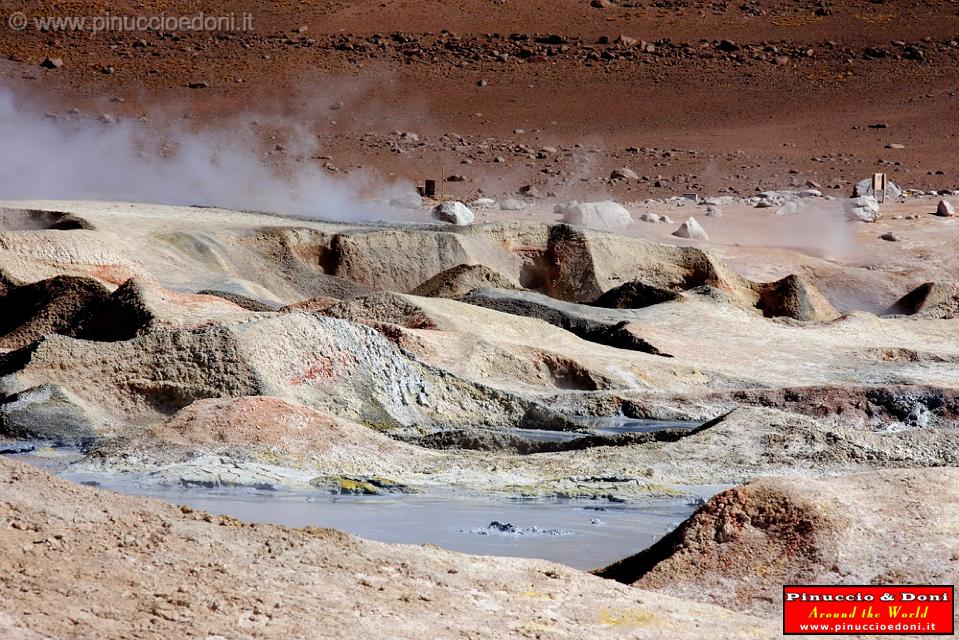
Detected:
left=4, top=445, right=720, bottom=570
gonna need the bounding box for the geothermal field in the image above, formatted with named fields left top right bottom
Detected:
left=1, top=1, right=958, bottom=639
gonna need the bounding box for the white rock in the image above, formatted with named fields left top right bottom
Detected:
left=388, top=192, right=423, bottom=210
left=844, top=196, right=881, bottom=223
left=702, top=196, right=734, bottom=206
left=776, top=201, right=801, bottom=216
left=499, top=198, right=527, bottom=211
left=705, top=206, right=723, bottom=217
left=639, top=212, right=662, bottom=223
left=936, top=199, right=956, bottom=217
left=671, top=217, right=709, bottom=240
left=469, top=198, right=497, bottom=209
left=659, top=214, right=674, bottom=224
left=796, top=189, right=822, bottom=198
left=555, top=201, right=632, bottom=230
left=610, top=167, right=639, bottom=180
left=853, top=178, right=902, bottom=199
left=431, top=201, right=475, bottom=225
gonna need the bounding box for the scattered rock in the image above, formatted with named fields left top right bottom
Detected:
left=609, top=167, right=639, bottom=181
left=40, top=58, right=63, bottom=69
left=843, top=196, right=880, bottom=222
left=880, top=232, right=901, bottom=242
left=554, top=201, right=632, bottom=230
left=499, top=198, right=527, bottom=211
left=671, top=217, right=709, bottom=241
left=935, top=199, right=956, bottom=217
left=388, top=192, right=423, bottom=210
left=775, top=200, right=801, bottom=216
left=431, top=201, right=475, bottom=225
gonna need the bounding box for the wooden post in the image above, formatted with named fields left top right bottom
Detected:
left=872, top=172, right=887, bottom=204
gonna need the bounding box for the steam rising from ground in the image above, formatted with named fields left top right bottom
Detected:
left=0, top=85, right=408, bottom=220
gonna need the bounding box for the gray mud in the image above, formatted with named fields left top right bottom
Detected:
left=4, top=446, right=720, bottom=570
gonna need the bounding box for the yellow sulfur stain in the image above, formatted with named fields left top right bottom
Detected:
left=598, top=607, right=657, bottom=626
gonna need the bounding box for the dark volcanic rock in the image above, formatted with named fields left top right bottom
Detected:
left=591, top=280, right=682, bottom=309
left=460, top=288, right=671, bottom=356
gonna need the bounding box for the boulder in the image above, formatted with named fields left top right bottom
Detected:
left=609, top=167, right=639, bottom=180
left=775, top=200, right=801, bottom=216
left=554, top=201, right=632, bottom=230
left=431, top=201, right=475, bottom=226
left=469, top=198, right=497, bottom=209
left=843, top=196, right=880, bottom=222
left=852, top=177, right=902, bottom=199
left=499, top=198, right=527, bottom=211
left=388, top=192, right=423, bottom=210
left=671, top=217, right=709, bottom=241
left=935, top=199, right=956, bottom=217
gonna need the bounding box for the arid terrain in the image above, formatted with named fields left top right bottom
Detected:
left=1, top=1, right=958, bottom=638
left=3, top=1, right=959, bottom=201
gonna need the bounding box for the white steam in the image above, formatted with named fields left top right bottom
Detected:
left=0, top=85, right=408, bottom=220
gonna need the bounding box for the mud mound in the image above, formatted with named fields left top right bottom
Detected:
left=196, top=290, right=280, bottom=312
left=598, top=469, right=959, bottom=617
left=247, top=227, right=375, bottom=300
left=86, top=396, right=434, bottom=478
left=286, top=222, right=749, bottom=304
left=754, top=274, right=839, bottom=322
left=301, top=222, right=832, bottom=321
left=324, top=292, right=437, bottom=329
left=72, top=279, right=256, bottom=341
left=0, top=208, right=94, bottom=231
left=410, top=264, right=517, bottom=298
left=886, top=281, right=959, bottom=319
left=0, top=276, right=111, bottom=349
left=0, top=313, right=542, bottom=430
left=591, top=280, right=682, bottom=309
left=280, top=296, right=341, bottom=314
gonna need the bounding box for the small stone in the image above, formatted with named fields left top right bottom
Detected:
left=40, top=57, right=63, bottom=69
left=188, top=81, right=209, bottom=89
left=705, top=206, right=723, bottom=217
left=880, top=232, right=901, bottom=242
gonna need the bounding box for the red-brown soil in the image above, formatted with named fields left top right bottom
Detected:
left=2, top=1, right=958, bottom=200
